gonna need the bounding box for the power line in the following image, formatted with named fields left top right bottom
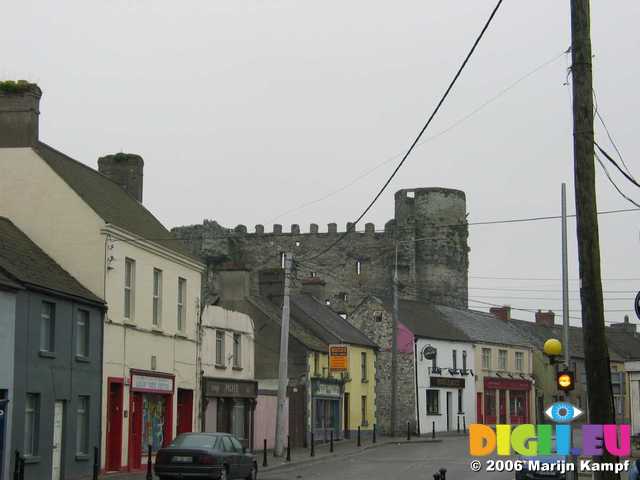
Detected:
left=267, top=49, right=567, bottom=223
left=302, top=0, right=505, bottom=262
left=595, top=151, right=640, bottom=209
left=595, top=142, right=640, bottom=189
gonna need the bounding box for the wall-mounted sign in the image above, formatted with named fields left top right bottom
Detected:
left=430, top=377, right=465, bottom=389
left=203, top=378, right=257, bottom=398
left=131, top=373, right=174, bottom=393
left=422, top=345, right=437, bottom=360
left=312, top=379, right=341, bottom=398
left=329, top=344, right=349, bottom=372
left=484, top=377, right=530, bottom=391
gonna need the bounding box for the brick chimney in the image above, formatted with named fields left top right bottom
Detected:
left=609, top=315, right=637, bottom=334
left=0, top=81, right=42, bottom=147
left=490, top=306, right=511, bottom=321
left=535, top=310, right=555, bottom=327
left=258, top=268, right=285, bottom=301
left=98, top=153, right=144, bottom=202
left=301, top=276, right=326, bottom=299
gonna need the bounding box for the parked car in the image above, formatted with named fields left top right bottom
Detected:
left=154, top=432, right=257, bottom=480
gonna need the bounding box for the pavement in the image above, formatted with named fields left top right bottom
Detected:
left=101, top=433, right=637, bottom=480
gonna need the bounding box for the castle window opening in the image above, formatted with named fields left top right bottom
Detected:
left=295, top=241, right=301, bottom=248
left=356, top=260, right=362, bottom=275
left=310, top=271, right=317, bottom=278
left=406, top=191, right=415, bottom=198
left=280, top=252, right=285, bottom=268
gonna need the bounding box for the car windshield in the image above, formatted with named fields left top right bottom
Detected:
left=169, top=434, right=220, bottom=449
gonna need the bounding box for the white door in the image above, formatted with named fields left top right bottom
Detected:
left=51, top=401, right=64, bottom=480
left=631, top=379, right=640, bottom=435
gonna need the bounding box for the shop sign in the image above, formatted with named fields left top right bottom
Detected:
left=204, top=379, right=257, bottom=398
left=329, top=344, right=349, bottom=372
left=484, top=377, right=530, bottom=391
left=131, top=374, right=174, bottom=393
left=430, top=377, right=465, bottom=389
left=312, top=380, right=341, bottom=398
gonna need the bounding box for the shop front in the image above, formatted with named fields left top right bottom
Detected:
left=128, top=370, right=175, bottom=470
left=203, top=378, right=257, bottom=449
left=311, top=378, right=342, bottom=442
left=483, top=377, right=531, bottom=425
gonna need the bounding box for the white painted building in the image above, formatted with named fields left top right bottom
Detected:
left=625, top=361, right=640, bottom=436
left=200, top=305, right=257, bottom=448
left=0, top=85, right=204, bottom=472
left=416, top=337, right=476, bottom=433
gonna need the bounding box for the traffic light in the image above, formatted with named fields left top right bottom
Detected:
left=556, top=371, right=575, bottom=392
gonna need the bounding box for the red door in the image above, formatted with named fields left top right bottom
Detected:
left=177, top=389, right=194, bottom=435
left=476, top=393, right=483, bottom=424
left=129, top=393, right=143, bottom=470
left=106, top=380, right=124, bottom=471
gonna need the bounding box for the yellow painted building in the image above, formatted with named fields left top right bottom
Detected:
left=307, top=343, right=377, bottom=438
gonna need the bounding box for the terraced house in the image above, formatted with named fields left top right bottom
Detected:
left=0, top=84, right=204, bottom=473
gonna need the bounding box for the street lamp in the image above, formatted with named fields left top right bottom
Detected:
left=543, top=338, right=563, bottom=364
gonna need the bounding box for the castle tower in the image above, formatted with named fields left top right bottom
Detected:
left=98, top=153, right=144, bottom=202
left=395, top=188, right=468, bottom=308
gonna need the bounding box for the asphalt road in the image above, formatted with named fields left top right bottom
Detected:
left=260, top=437, right=513, bottom=480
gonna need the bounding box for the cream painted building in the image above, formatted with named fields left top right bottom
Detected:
left=200, top=305, right=257, bottom=449
left=0, top=85, right=204, bottom=472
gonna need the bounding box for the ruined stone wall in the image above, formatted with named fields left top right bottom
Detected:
left=172, top=187, right=469, bottom=312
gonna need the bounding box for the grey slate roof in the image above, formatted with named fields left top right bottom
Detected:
left=291, top=294, right=377, bottom=349
left=605, top=330, right=640, bottom=361
left=245, top=296, right=329, bottom=352
left=380, top=298, right=531, bottom=348
left=0, top=270, right=22, bottom=290
left=0, top=217, right=103, bottom=304
left=33, top=142, right=196, bottom=260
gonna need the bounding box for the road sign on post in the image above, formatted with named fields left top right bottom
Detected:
left=329, top=344, right=349, bottom=372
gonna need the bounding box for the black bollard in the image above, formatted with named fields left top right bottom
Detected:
left=357, top=426, right=361, bottom=447
left=432, top=421, right=436, bottom=439
left=330, top=430, right=334, bottom=453
left=433, top=474, right=441, bottom=480
left=286, top=435, right=291, bottom=462
left=463, top=415, right=466, bottom=433
left=439, top=468, right=447, bottom=480
left=310, top=433, right=315, bottom=457
left=407, top=421, right=411, bottom=441
left=457, top=416, right=460, bottom=434
left=262, top=439, right=268, bottom=467
left=373, top=424, right=376, bottom=443
left=93, top=446, right=99, bottom=480
left=146, top=444, right=153, bottom=480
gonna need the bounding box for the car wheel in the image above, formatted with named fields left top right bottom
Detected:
left=246, top=463, right=258, bottom=480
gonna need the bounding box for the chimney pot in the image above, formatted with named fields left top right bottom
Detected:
left=490, top=306, right=511, bottom=321
left=98, top=153, right=144, bottom=202
left=0, top=81, right=42, bottom=147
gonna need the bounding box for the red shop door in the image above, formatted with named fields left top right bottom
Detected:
left=129, top=393, right=143, bottom=470
left=177, top=389, right=194, bottom=435
left=106, top=380, right=123, bottom=471
left=499, top=390, right=507, bottom=424
left=476, top=393, right=483, bottom=424
left=509, top=390, right=528, bottom=424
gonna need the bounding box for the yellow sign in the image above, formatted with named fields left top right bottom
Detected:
left=329, top=344, right=349, bottom=372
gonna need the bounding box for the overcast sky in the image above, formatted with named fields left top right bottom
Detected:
left=3, top=0, right=639, bottom=324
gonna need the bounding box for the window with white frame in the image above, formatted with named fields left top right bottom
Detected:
left=76, top=309, right=90, bottom=358
left=76, top=396, right=89, bottom=455
left=361, top=352, right=367, bottom=381
left=124, top=258, right=135, bottom=320
left=462, top=350, right=467, bottom=371
left=177, top=277, right=187, bottom=332
left=515, top=351, right=525, bottom=372
left=40, top=302, right=55, bottom=352
left=25, top=393, right=40, bottom=456
left=426, top=390, right=439, bottom=415
left=452, top=350, right=457, bottom=369
left=216, top=330, right=225, bottom=366
left=152, top=269, right=163, bottom=326
left=233, top=333, right=242, bottom=368
left=482, top=348, right=492, bottom=369
left=498, top=349, right=507, bottom=370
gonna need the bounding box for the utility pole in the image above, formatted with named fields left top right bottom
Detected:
left=569, top=1, right=617, bottom=478
left=390, top=243, right=399, bottom=437
left=561, top=183, right=570, bottom=370
left=274, top=252, right=292, bottom=457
